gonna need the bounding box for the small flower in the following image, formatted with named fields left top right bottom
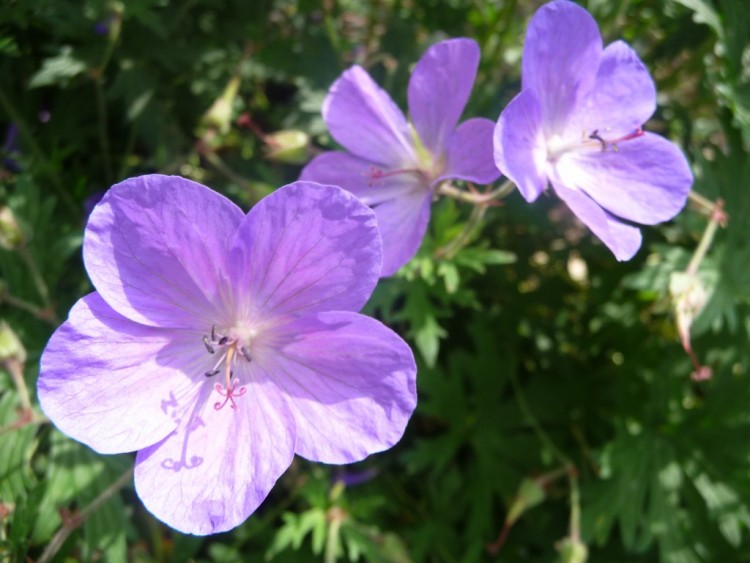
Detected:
left=301, top=38, right=500, bottom=276
left=38, top=175, right=417, bottom=535
left=494, top=0, right=692, bottom=260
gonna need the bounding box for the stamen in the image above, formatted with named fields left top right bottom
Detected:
left=363, top=165, right=421, bottom=186
left=218, top=336, right=229, bottom=346
left=204, top=368, right=220, bottom=378
left=238, top=345, right=252, bottom=362
left=214, top=378, right=247, bottom=410
left=587, top=130, right=607, bottom=151
left=202, top=336, right=215, bottom=354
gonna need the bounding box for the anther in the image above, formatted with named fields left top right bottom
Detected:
left=218, top=336, right=229, bottom=346
left=204, top=368, right=220, bottom=378
left=202, top=335, right=215, bottom=354
left=588, top=130, right=607, bottom=151
left=238, top=346, right=253, bottom=362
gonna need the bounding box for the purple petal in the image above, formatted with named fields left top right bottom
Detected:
left=300, top=151, right=420, bottom=206
left=493, top=90, right=548, bottom=202
left=522, top=0, right=602, bottom=132
left=558, top=132, right=692, bottom=225
left=134, top=376, right=295, bottom=535
left=439, top=117, right=501, bottom=185
left=227, top=182, right=382, bottom=318
left=323, top=66, right=417, bottom=167
left=83, top=175, right=244, bottom=328
left=407, top=38, right=480, bottom=155
left=552, top=181, right=642, bottom=261
left=265, top=311, right=416, bottom=464
left=374, top=188, right=432, bottom=276
left=569, top=40, right=656, bottom=139
left=38, top=293, right=204, bottom=454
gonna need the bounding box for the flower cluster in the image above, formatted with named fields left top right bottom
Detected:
left=38, top=0, right=694, bottom=537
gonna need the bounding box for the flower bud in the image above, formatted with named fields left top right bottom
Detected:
left=265, top=130, right=310, bottom=165
left=558, top=537, right=588, bottom=563
left=0, top=206, right=23, bottom=250
left=0, top=321, right=26, bottom=364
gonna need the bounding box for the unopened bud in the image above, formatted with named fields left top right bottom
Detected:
left=199, top=76, right=241, bottom=136
left=265, top=130, right=310, bottom=164
left=558, top=537, right=588, bottom=563
left=506, top=477, right=546, bottom=525
left=0, top=207, right=23, bottom=250
left=669, top=271, right=711, bottom=379
left=0, top=321, right=26, bottom=364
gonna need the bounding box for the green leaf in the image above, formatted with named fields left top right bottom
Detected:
left=28, top=46, right=87, bottom=88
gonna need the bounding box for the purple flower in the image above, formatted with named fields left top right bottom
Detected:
left=38, top=175, right=417, bottom=535
left=301, top=38, right=500, bottom=276
left=494, top=0, right=692, bottom=260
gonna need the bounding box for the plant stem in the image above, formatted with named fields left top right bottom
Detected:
left=0, top=86, right=76, bottom=214
left=17, top=245, right=52, bottom=309
left=686, top=198, right=724, bottom=276
left=434, top=203, right=488, bottom=259
left=37, top=467, right=134, bottom=563
left=437, top=178, right=515, bottom=205
left=507, top=367, right=580, bottom=544
left=202, top=148, right=260, bottom=202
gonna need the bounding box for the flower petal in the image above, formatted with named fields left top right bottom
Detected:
left=300, top=151, right=420, bottom=206
left=493, top=90, right=548, bottom=202
left=407, top=38, right=480, bottom=155
left=83, top=174, right=244, bottom=328
left=134, top=377, right=295, bottom=535
left=38, top=292, right=205, bottom=454
left=552, top=181, right=642, bottom=261
left=323, top=66, right=417, bottom=167
left=558, top=132, right=692, bottom=225
left=373, top=187, right=432, bottom=276
left=263, top=311, right=416, bottom=464
left=228, top=182, right=382, bottom=318
left=522, top=0, right=602, bottom=132
left=439, top=117, right=501, bottom=185
left=569, top=40, right=656, bottom=138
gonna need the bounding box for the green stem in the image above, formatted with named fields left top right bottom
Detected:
left=37, top=467, right=134, bottom=563
left=507, top=367, right=580, bottom=543
left=0, top=86, right=76, bottom=214
left=434, top=203, right=488, bottom=260
left=437, top=178, right=515, bottom=205
left=0, top=290, right=58, bottom=326
left=17, top=245, right=54, bottom=314
left=202, top=149, right=259, bottom=202
left=94, top=79, right=113, bottom=183
left=686, top=199, right=724, bottom=276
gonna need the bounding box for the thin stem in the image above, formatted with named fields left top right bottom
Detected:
left=94, top=79, right=113, bottom=183
left=0, top=86, right=76, bottom=214
left=688, top=190, right=727, bottom=223
left=434, top=203, right=488, bottom=260
left=37, top=467, right=134, bottom=563
left=202, top=148, right=260, bottom=203
left=507, top=367, right=580, bottom=545
left=686, top=199, right=724, bottom=276
left=3, top=357, right=31, bottom=412
left=17, top=245, right=52, bottom=309
left=437, top=178, right=515, bottom=205
left=0, top=290, right=58, bottom=326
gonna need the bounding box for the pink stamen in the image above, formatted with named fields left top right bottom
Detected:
left=214, top=378, right=247, bottom=411
left=611, top=127, right=644, bottom=144
left=363, top=165, right=420, bottom=186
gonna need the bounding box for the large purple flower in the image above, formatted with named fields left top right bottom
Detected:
left=494, top=0, right=692, bottom=260
left=301, top=38, right=500, bottom=276
left=38, top=175, right=417, bottom=535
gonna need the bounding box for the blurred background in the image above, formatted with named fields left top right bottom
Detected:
left=1, top=0, right=749, bottom=561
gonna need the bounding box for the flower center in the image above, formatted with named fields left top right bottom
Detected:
left=546, top=127, right=644, bottom=161
left=202, top=324, right=254, bottom=411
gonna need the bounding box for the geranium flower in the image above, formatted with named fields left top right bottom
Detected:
left=301, top=38, right=500, bottom=276
left=38, top=175, right=417, bottom=535
left=494, top=0, right=692, bottom=260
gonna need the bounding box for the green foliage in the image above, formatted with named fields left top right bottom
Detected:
left=1, top=0, right=749, bottom=562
